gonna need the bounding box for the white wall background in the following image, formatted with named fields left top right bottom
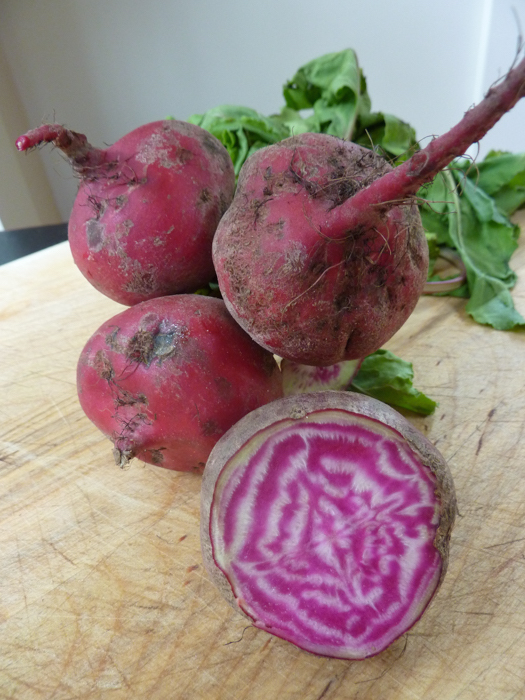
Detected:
left=1, top=0, right=524, bottom=226
left=475, top=0, right=525, bottom=154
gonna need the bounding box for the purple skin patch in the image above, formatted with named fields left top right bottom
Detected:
left=210, top=410, right=442, bottom=659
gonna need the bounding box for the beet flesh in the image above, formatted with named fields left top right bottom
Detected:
left=17, top=120, right=235, bottom=305
left=77, top=295, right=283, bottom=472
left=201, top=391, right=456, bottom=659
left=213, top=56, right=525, bottom=365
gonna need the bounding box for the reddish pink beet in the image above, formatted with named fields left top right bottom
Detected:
left=17, top=120, right=235, bottom=305
left=77, top=295, right=283, bottom=472
left=201, top=391, right=455, bottom=659
left=213, top=56, right=525, bottom=365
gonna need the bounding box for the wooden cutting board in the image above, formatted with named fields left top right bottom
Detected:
left=2, top=215, right=525, bottom=700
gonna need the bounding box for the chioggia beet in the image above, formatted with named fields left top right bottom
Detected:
left=281, top=357, right=362, bottom=395
left=212, top=55, right=525, bottom=365
left=76, top=295, right=283, bottom=472
left=16, top=120, right=235, bottom=305
left=201, top=391, right=456, bottom=659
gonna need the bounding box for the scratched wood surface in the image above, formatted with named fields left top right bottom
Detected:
left=1, top=213, right=525, bottom=700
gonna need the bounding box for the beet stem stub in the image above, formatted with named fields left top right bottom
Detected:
left=15, top=123, right=106, bottom=175
left=202, top=392, right=455, bottom=660
left=328, top=54, right=525, bottom=238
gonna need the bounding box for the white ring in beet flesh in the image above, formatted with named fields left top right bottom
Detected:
left=201, top=392, right=455, bottom=660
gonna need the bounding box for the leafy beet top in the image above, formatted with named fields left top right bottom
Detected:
left=208, top=407, right=446, bottom=659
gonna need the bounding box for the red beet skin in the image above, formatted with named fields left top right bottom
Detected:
left=17, top=120, right=235, bottom=305
left=213, top=56, right=525, bottom=366
left=213, top=136, right=427, bottom=365
left=201, top=392, right=456, bottom=659
left=76, top=295, right=283, bottom=472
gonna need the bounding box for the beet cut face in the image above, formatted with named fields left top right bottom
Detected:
left=201, top=392, right=455, bottom=660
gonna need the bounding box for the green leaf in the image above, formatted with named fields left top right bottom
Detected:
left=350, top=349, right=437, bottom=415
left=420, top=169, right=525, bottom=329
left=452, top=174, right=524, bottom=328
left=282, top=48, right=371, bottom=139
left=492, top=185, right=525, bottom=217
left=188, top=105, right=290, bottom=175
left=425, top=232, right=441, bottom=276
left=458, top=151, right=525, bottom=217
left=466, top=276, right=525, bottom=329
left=313, top=99, right=359, bottom=138
left=354, top=112, right=418, bottom=161
left=419, top=174, right=455, bottom=244
left=468, top=151, right=525, bottom=194
left=283, top=49, right=365, bottom=108
left=271, top=106, right=320, bottom=136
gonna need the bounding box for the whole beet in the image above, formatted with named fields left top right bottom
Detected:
left=76, top=295, right=283, bottom=472
left=213, top=56, right=525, bottom=366
left=17, top=120, right=235, bottom=305
left=214, top=136, right=426, bottom=365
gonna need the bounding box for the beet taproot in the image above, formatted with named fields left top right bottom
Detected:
left=16, top=120, right=235, bottom=305
left=76, top=295, right=283, bottom=472
left=201, top=391, right=455, bottom=659
left=212, top=56, right=525, bottom=365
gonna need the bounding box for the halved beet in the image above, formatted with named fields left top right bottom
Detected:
left=201, top=391, right=455, bottom=659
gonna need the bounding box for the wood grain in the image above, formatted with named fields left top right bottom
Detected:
left=1, top=214, right=525, bottom=700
